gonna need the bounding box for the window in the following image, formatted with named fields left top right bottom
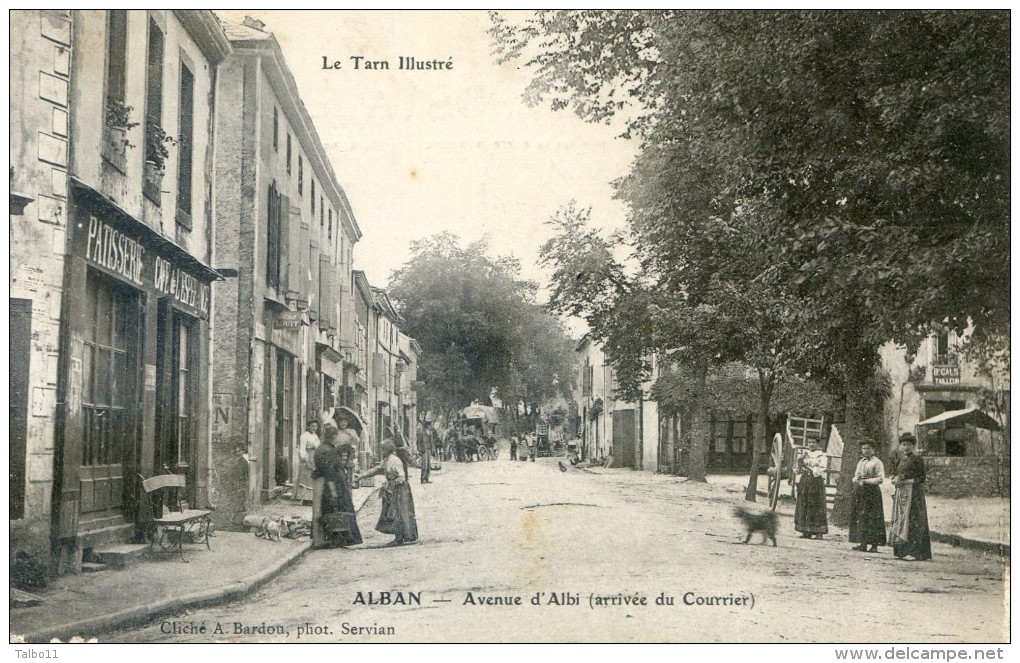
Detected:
left=172, top=315, right=194, bottom=468
left=82, top=271, right=137, bottom=474
left=176, top=61, right=194, bottom=225
left=298, top=156, right=303, bottom=196
left=267, top=181, right=282, bottom=287
left=311, top=179, right=315, bottom=214
left=273, top=107, right=278, bottom=152
left=105, top=11, right=128, bottom=107
left=328, top=208, right=333, bottom=240
left=935, top=331, right=952, bottom=365
left=144, top=17, right=165, bottom=202
left=286, top=133, right=292, bottom=176
left=319, top=196, right=324, bottom=228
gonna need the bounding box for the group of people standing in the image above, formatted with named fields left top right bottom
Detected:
left=794, top=432, right=932, bottom=561
left=293, top=407, right=421, bottom=550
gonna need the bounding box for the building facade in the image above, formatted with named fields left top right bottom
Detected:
left=209, top=16, right=361, bottom=527
left=10, top=10, right=231, bottom=571
left=880, top=332, right=1010, bottom=497
left=574, top=334, right=658, bottom=470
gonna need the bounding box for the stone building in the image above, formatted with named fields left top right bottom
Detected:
left=209, top=16, right=362, bottom=527
left=574, top=334, right=658, bottom=470
left=10, top=10, right=230, bottom=571
left=880, top=332, right=1009, bottom=497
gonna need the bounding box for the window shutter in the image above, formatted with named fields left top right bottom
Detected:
left=318, top=254, right=332, bottom=330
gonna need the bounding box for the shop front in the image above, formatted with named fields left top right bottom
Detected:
left=54, top=183, right=218, bottom=571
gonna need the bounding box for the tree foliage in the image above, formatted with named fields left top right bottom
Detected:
left=496, top=11, right=1008, bottom=510
left=387, top=233, right=576, bottom=420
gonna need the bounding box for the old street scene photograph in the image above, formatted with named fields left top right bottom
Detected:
left=8, top=10, right=1010, bottom=647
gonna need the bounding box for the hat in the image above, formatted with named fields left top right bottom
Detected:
left=334, top=406, right=363, bottom=435
left=899, top=432, right=917, bottom=444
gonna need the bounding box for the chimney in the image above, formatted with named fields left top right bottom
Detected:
left=242, top=16, right=266, bottom=31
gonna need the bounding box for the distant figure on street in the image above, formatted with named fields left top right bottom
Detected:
left=528, top=433, right=536, bottom=462
left=311, top=422, right=363, bottom=549
left=294, top=419, right=320, bottom=504
left=849, top=441, right=886, bottom=553
left=510, top=434, right=518, bottom=461
left=362, top=440, right=419, bottom=546
left=794, top=438, right=829, bottom=539
left=418, top=415, right=437, bottom=484
left=890, top=433, right=932, bottom=561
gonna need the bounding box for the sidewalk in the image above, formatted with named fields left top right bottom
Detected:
left=583, top=466, right=1010, bottom=556
left=9, top=485, right=379, bottom=644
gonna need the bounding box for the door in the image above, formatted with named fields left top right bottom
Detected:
left=275, top=350, right=294, bottom=486
left=10, top=299, right=31, bottom=520
left=613, top=409, right=636, bottom=469
left=155, top=306, right=196, bottom=480
left=79, top=271, right=140, bottom=527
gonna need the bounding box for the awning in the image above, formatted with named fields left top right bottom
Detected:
left=917, top=407, right=1001, bottom=431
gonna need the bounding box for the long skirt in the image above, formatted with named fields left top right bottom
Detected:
left=313, top=476, right=363, bottom=548
left=794, top=473, right=829, bottom=534
left=892, top=484, right=932, bottom=560
left=376, top=479, right=418, bottom=543
left=294, top=462, right=315, bottom=502
left=848, top=483, right=887, bottom=546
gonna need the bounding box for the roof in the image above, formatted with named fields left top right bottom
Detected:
left=917, top=407, right=1002, bottom=431
left=216, top=14, right=362, bottom=243
left=371, top=287, right=403, bottom=325
left=174, top=11, right=232, bottom=63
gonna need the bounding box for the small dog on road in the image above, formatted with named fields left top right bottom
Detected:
left=734, top=506, right=778, bottom=546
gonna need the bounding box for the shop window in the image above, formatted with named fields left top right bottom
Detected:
left=922, top=400, right=968, bottom=456
left=81, top=271, right=138, bottom=517
left=173, top=317, right=194, bottom=468
left=176, top=61, right=194, bottom=227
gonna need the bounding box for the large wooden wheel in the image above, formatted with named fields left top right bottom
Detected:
left=768, top=433, right=784, bottom=511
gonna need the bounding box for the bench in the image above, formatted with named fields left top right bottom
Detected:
left=141, top=474, right=214, bottom=562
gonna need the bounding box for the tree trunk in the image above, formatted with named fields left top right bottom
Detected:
left=831, top=346, right=882, bottom=527
left=746, top=370, right=775, bottom=502
left=686, top=357, right=711, bottom=482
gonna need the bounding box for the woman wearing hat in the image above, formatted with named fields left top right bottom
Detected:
left=890, top=433, right=932, bottom=560
left=311, top=421, right=363, bottom=549
left=362, top=439, right=419, bottom=546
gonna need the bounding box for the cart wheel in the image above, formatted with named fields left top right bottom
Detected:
left=477, top=446, right=490, bottom=461
left=768, top=433, right=783, bottom=511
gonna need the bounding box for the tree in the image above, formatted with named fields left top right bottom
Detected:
left=495, top=10, right=1009, bottom=522
left=387, top=233, right=576, bottom=424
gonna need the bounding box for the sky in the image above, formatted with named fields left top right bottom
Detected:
left=216, top=10, right=636, bottom=305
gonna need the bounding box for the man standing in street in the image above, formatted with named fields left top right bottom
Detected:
left=418, top=414, right=436, bottom=484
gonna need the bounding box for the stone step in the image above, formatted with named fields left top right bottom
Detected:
left=80, top=562, right=108, bottom=573
left=93, top=543, right=150, bottom=568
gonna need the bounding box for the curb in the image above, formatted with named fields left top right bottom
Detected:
left=20, top=485, right=383, bottom=644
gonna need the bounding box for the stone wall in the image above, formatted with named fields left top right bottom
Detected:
left=923, top=455, right=1005, bottom=498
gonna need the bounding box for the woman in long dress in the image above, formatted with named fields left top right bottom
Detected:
left=890, top=434, right=932, bottom=561
left=294, top=420, right=319, bottom=503
left=311, top=423, right=363, bottom=548
left=794, top=439, right=829, bottom=539
left=849, top=441, right=886, bottom=553
left=362, top=440, right=419, bottom=546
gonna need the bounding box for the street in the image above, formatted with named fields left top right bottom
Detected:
left=108, top=457, right=1007, bottom=643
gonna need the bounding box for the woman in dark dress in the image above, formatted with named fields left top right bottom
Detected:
left=794, top=439, right=829, bottom=539
left=890, top=434, right=932, bottom=561
left=849, top=441, right=887, bottom=553
left=311, top=423, right=363, bottom=548
left=362, top=440, right=419, bottom=546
